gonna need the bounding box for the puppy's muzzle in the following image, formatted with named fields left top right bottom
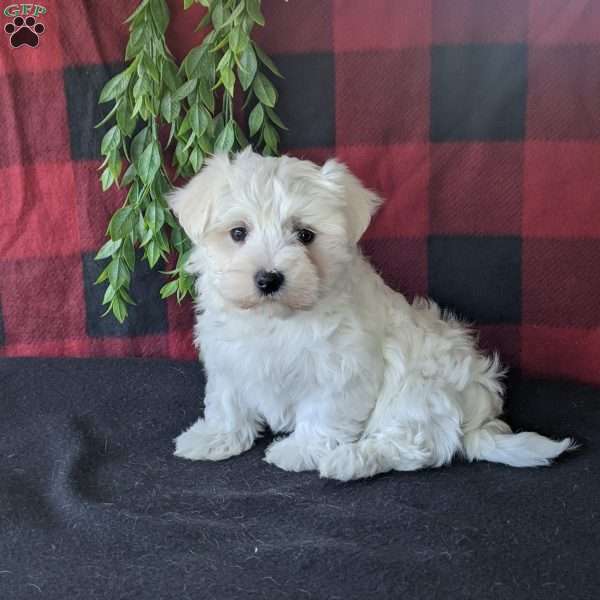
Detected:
left=255, top=270, right=285, bottom=295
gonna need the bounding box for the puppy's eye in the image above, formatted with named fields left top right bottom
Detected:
left=230, top=227, right=247, bottom=243
left=296, top=229, right=315, bottom=245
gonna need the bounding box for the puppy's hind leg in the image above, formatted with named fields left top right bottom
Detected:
left=319, top=375, right=462, bottom=481
left=318, top=428, right=435, bottom=481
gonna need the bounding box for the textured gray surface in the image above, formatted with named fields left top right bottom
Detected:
left=1, top=358, right=598, bottom=599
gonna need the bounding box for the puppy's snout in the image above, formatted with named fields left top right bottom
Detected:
left=255, top=270, right=285, bottom=295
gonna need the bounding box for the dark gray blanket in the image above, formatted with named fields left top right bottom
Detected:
left=1, top=358, right=599, bottom=599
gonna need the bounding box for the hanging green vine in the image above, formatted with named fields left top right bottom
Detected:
left=96, top=0, right=285, bottom=322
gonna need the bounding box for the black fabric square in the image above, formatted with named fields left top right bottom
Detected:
left=431, top=44, right=527, bottom=141
left=273, top=52, right=335, bottom=149
left=64, top=62, right=124, bottom=160
left=428, top=236, right=521, bottom=324
left=82, top=252, right=168, bottom=338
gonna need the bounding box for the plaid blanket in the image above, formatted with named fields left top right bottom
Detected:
left=0, top=0, right=599, bottom=385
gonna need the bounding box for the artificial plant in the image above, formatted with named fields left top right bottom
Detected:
left=96, top=0, right=285, bottom=322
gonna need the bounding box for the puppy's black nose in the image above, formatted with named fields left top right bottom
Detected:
left=255, top=270, right=285, bottom=295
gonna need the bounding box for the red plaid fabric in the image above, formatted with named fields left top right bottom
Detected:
left=1, top=0, right=599, bottom=385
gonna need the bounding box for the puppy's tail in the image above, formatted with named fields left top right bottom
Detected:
left=462, top=419, right=577, bottom=467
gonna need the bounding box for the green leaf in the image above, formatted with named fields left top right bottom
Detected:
left=160, top=92, right=180, bottom=123
left=140, top=227, right=154, bottom=247
left=124, top=0, right=150, bottom=24
left=171, top=225, right=185, bottom=249
left=175, top=139, right=190, bottom=167
left=221, top=67, right=235, bottom=97
left=263, top=121, right=279, bottom=151
left=137, top=143, right=161, bottom=185
left=111, top=297, right=127, bottom=323
left=184, top=46, right=207, bottom=79
left=253, top=72, right=277, bottom=107
left=237, top=45, right=257, bottom=90
left=254, top=43, right=283, bottom=78
left=145, top=201, right=165, bottom=233
left=234, top=122, right=249, bottom=148
left=223, top=1, right=245, bottom=28
left=122, top=237, right=136, bottom=269
left=95, top=238, right=122, bottom=261
left=108, top=152, right=122, bottom=182
left=143, top=54, right=161, bottom=83
left=133, top=76, right=151, bottom=98
left=131, top=126, right=151, bottom=162
left=163, top=59, right=181, bottom=91
left=197, top=134, right=213, bottom=154
left=146, top=240, right=161, bottom=267
left=95, top=265, right=110, bottom=284
left=188, top=104, right=209, bottom=137
left=100, top=168, right=115, bottom=191
left=214, top=121, right=235, bottom=153
left=150, top=0, right=169, bottom=34
left=211, top=3, right=230, bottom=29
left=229, top=28, right=248, bottom=54
left=119, top=287, right=137, bottom=306
left=183, top=0, right=195, bottom=9
left=95, top=101, right=119, bottom=129
left=109, top=207, right=136, bottom=240
left=99, top=71, right=131, bottom=103
left=178, top=112, right=192, bottom=136
left=248, top=103, right=264, bottom=136
left=265, top=106, right=288, bottom=130
left=101, top=126, right=121, bottom=155
left=173, top=79, right=198, bottom=101
left=176, top=249, right=192, bottom=269
left=217, top=50, right=232, bottom=73
left=183, top=131, right=197, bottom=151
left=116, top=102, right=137, bottom=137
left=160, top=280, right=179, bottom=299
left=164, top=209, right=178, bottom=229
left=108, top=257, right=130, bottom=289
left=121, top=163, right=136, bottom=187
left=155, top=228, right=170, bottom=252
left=197, top=10, right=211, bottom=30
left=197, top=78, right=215, bottom=111
left=102, top=284, right=117, bottom=305
left=246, top=0, right=265, bottom=26
left=125, top=24, right=147, bottom=60
left=189, top=147, right=203, bottom=172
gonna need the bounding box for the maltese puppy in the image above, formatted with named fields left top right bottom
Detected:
left=169, top=148, right=574, bottom=480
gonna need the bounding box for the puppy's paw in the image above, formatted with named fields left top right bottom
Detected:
left=174, top=420, right=253, bottom=461
left=318, top=444, right=365, bottom=481
left=264, top=436, right=317, bottom=472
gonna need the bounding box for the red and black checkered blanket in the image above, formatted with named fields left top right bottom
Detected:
left=1, top=0, right=599, bottom=385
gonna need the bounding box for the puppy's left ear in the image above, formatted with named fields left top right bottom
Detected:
left=321, top=159, right=382, bottom=242
left=168, top=154, right=231, bottom=243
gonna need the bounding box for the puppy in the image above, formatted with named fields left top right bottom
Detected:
left=169, top=148, right=574, bottom=480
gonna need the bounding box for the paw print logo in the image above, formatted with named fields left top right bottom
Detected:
left=4, top=15, right=45, bottom=48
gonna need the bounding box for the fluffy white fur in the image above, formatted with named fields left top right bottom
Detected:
left=169, top=148, right=575, bottom=481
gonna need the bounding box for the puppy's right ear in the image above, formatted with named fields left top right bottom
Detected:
left=168, top=154, right=231, bottom=243
left=321, top=159, right=382, bottom=243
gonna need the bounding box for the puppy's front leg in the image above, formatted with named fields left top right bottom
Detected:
left=264, top=402, right=364, bottom=473
left=174, top=377, right=261, bottom=461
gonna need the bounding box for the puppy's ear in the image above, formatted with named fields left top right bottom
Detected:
left=168, top=153, right=231, bottom=243
left=321, top=159, right=382, bottom=242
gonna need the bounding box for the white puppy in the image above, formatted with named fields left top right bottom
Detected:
left=170, top=148, right=574, bottom=480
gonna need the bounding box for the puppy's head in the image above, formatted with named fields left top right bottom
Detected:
left=169, top=148, right=381, bottom=314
